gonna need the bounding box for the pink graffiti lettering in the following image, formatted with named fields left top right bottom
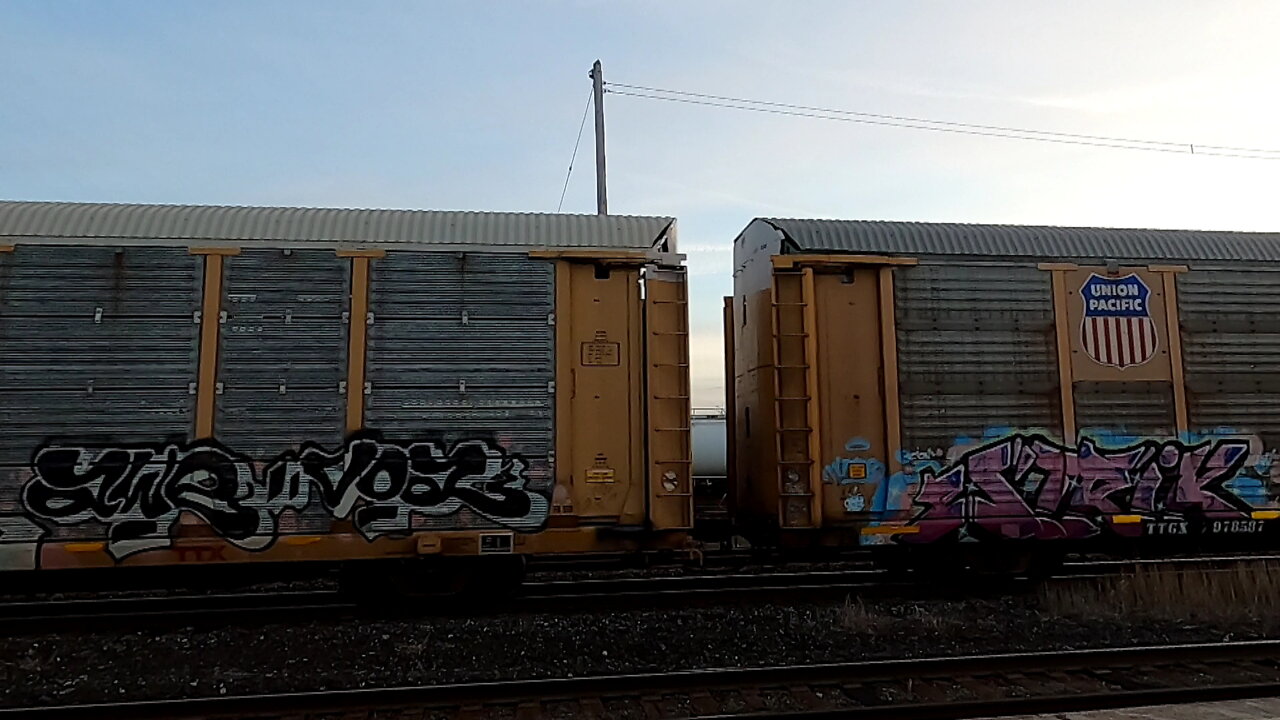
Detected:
left=906, top=434, right=1251, bottom=543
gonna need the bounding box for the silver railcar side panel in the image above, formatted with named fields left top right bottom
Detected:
left=215, top=249, right=349, bottom=457
left=364, top=252, right=556, bottom=526
left=895, top=263, right=1060, bottom=450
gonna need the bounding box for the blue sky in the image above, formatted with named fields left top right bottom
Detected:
left=5, top=1, right=1280, bottom=405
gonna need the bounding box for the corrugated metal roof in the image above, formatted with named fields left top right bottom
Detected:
left=0, top=201, right=676, bottom=251
left=756, top=218, right=1280, bottom=263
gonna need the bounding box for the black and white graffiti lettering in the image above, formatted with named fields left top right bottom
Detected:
left=23, top=433, right=548, bottom=559
left=25, top=443, right=274, bottom=558
left=263, top=437, right=548, bottom=540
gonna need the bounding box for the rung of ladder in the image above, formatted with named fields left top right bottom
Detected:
left=655, top=427, right=691, bottom=432
left=777, top=332, right=809, bottom=337
left=774, top=364, right=810, bottom=369
left=776, top=395, right=812, bottom=401
left=653, top=362, right=690, bottom=368
left=779, top=492, right=815, bottom=498
left=772, top=302, right=809, bottom=307
left=778, top=427, right=813, bottom=432
left=778, top=460, right=813, bottom=465
left=654, top=394, right=690, bottom=400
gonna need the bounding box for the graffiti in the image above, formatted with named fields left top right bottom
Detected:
left=824, top=457, right=885, bottom=486
left=23, top=433, right=548, bottom=560
left=263, top=437, right=547, bottom=539
left=26, top=442, right=272, bottom=559
left=904, top=433, right=1258, bottom=543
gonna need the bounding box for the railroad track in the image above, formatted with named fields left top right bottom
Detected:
left=0, top=568, right=897, bottom=633
left=10, top=639, right=1280, bottom=719
left=4, top=552, right=1279, bottom=634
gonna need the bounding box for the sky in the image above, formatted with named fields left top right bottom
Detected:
left=5, top=1, right=1280, bottom=408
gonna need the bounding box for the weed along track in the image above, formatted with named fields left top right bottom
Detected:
left=11, top=641, right=1280, bottom=719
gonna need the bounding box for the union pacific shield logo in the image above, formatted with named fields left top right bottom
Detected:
left=1080, top=273, right=1158, bottom=368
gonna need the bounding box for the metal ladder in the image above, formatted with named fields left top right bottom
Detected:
left=770, top=269, right=821, bottom=529
left=646, top=267, right=694, bottom=529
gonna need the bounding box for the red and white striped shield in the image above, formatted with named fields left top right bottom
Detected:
left=1079, top=273, right=1158, bottom=369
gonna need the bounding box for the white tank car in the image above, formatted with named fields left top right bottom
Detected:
left=691, top=408, right=727, bottom=479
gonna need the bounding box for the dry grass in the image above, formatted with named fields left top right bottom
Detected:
left=837, top=596, right=950, bottom=634
left=838, top=597, right=882, bottom=633
left=1039, top=563, right=1280, bottom=630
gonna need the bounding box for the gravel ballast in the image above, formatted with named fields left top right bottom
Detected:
left=1, top=592, right=1273, bottom=708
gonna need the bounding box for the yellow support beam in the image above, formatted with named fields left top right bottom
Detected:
left=1162, top=272, right=1190, bottom=434
left=529, top=249, right=651, bottom=262
left=345, top=256, right=374, bottom=434
left=191, top=251, right=232, bottom=438
left=878, top=267, right=903, bottom=478
left=1049, top=270, right=1078, bottom=441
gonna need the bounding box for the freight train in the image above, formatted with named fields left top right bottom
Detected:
left=2, top=201, right=1279, bottom=589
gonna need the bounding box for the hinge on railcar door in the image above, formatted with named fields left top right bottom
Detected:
left=458, top=380, right=467, bottom=394
left=188, top=382, right=197, bottom=395
left=366, top=312, right=374, bottom=325
left=93, top=307, right=102, bottom=324
left=547, top=312, right=555, bottom=325
left=278, top=381, right=287, bottom=395
left=215, top=382, right=224, bottom=395
left=284, top=310, right=293, bottom=325
left=341, top=311, right=349, bottom=324
left=547, top=380, right=555, bottom=393
left=193, top=310, right=202, bottom=324
left=363, top=381, right=371, bottom=395
left=338, top=380, right=347, bottom=394
left=219, top=311, right=227, bottom=324
left=86, top=380, right=94, bottom=396
left=461, top=310, right=469, bottom=326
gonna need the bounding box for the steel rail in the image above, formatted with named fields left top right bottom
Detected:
left=4, top=553, right=1280, bottom=633
left=9, top=640, right=1280, bottom=719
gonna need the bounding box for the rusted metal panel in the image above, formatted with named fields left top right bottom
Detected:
left=895, top=263, right=1060, bottom=450
left=1180, top=268, right=1280, bottom=444
left=364, top=251, right=554, bottom=530
left=214, top=249, right=349, bottom=457
left=1074, top=381, right=1175, bottom=437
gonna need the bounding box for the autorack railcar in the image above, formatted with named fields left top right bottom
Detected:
left=0, top=200, right=693, bottom=580
left=728, top=217, right=1280, bottom=565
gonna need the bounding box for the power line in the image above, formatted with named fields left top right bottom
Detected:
left=607, top=83, right=1280, bottom=160
left=557, top=89, right=594, bottom=212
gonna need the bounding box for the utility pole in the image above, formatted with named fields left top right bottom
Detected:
left=590, top=59, right=607, bottom=215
